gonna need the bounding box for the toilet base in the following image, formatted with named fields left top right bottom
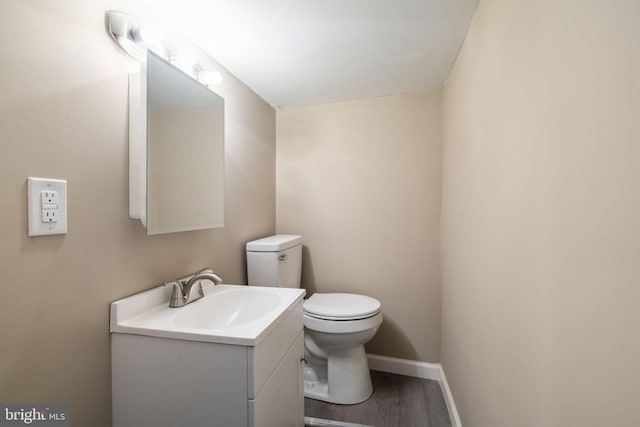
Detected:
left=303, top=344, right=373, bottom=404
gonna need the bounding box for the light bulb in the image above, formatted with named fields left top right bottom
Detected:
left=130, top=23, right=163, bottom=46
left=198, top=70, right=223, bottom=86
left=171, top=51, right=197, bottom=73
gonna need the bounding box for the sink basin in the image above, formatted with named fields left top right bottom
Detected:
left=110, top=282, right=305, bottom=345
left=174, top=289, right=281, bottom=329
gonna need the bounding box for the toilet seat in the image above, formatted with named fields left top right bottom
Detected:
left=303, top=310, right=383, bottom=334
left=303, top=293, right=381, bottom=321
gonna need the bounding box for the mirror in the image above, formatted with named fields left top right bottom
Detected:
left=129, top=50, right=225, bottom=235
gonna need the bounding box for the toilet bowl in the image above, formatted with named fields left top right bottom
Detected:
left=302, top=293, right=382, bottom=404
left=245, top=235, right=383, bottom=405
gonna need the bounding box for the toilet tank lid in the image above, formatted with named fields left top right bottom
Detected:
left=246, top=234, right=303, bottom=252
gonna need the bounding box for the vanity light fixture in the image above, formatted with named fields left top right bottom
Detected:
left=129, top=23, right=163, bottom=45
left=197, top=70, right=223, bottom=87
left=105, top=11, right=223, bottom=86
left=169, top=51, right=197, bottom=74
left=105, top=11, right=163, bottom=61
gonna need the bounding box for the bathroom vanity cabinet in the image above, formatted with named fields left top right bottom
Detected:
left=111, top=299, right=304, bottom=427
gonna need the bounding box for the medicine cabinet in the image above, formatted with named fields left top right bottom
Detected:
left=129, top=50, right=225, bottom=235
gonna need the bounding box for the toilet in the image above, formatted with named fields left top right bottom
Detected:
left=246, top=234, right=383, bottom=405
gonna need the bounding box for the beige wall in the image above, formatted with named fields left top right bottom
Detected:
left=441, top=0, right=640, bottom=426
left=276, top=92, right=442, bottom=362
left=0, top=1, right=275, bottom=425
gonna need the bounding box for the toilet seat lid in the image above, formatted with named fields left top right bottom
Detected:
left=303, top=293, right=381, bottom=320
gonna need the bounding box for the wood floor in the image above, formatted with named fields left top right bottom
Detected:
left=304, top=371, right=452, bottom=427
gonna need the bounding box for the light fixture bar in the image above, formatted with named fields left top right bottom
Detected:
left=105, top=10, right=150, bottom=61
left=105, top=10, right=223, bottom=86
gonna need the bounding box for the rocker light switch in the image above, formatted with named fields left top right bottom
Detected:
left=28, top=177, right=67, bottom=236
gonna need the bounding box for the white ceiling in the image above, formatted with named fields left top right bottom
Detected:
left=142, top=0, right=479, bottom=107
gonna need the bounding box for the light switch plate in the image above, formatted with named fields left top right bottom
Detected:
left=28, top=177, right=67, bottom=236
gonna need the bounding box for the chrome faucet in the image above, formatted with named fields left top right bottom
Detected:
left=165, top=268, right=223, bottom=308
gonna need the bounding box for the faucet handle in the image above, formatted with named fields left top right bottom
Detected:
left=164, top=280, right=181, bottom=288
left=176, top=272, right=196, bottom=285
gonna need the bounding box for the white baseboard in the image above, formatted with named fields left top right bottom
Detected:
left=438, top=366, right=462, bottom=427
left=366, top=354, right=461, bottom=427
left=367, top=353, right=441, bottom=380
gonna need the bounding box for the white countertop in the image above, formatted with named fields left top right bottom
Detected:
left=110, top=283, right=305, bottom=346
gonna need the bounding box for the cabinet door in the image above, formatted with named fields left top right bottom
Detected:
left=249, top=331, right=304, bottom=427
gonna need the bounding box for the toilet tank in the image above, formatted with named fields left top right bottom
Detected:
left=246, top=235, right=303, bottom=288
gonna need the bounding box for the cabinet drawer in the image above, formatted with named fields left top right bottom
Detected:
left=249, top=332, right=304, bottom=427
left=248, top=300, right=303, bottom=398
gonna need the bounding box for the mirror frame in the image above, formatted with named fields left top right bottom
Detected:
left=129, top=60, right=147, bottom=225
